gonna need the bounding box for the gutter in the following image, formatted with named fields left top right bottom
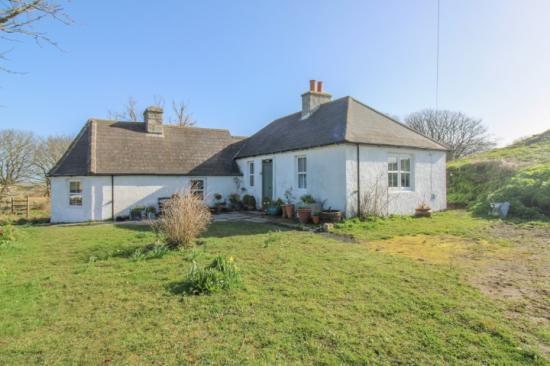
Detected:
left=356, top=144, right=361, bottom=218
left=111, top=175, right=115, bottom=222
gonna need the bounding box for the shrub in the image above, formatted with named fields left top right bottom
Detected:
left=154, top=190, right=211, bottom=249
left=242, top=194, right=256, bottom=209
left=300, top=194, right=316, bottom=204
left=477, top=165, right=550, bottom=219
left=185, top=255, right=240, bottom=295
left=214, top=193, right=223, bottom=202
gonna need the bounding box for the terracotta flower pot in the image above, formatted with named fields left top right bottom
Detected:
left=297, top=208, right=312, bottom=224
left=282, top=204, right=294, bottom=218
left=312, top=215, right=320, bottom=224
left=415, top=208, right=431, bottom=217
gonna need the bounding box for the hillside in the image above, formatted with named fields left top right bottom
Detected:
left=447, top=129, right=550, bottom=219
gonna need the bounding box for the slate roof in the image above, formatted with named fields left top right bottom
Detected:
left=50, top=96, right=447, bottom=177
left=49, top=120, right=244, bottom=176
left=235, top=97, right=447, bottom=158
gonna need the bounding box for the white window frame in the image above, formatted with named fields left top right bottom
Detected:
left=296, top=155, right=307, bottom=189
left=388, top=154, right=413, bottom=190
left=190, top=178, right=205, bottom=200
left=69, top=180, right=83, bottom=206
left=248, top=161, right=255, bottom=187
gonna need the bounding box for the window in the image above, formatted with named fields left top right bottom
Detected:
left=248, top=161, right=255, bottom=187
left=388, top=155, right=412, bottom=189
left=297, top=156, right=307, bottom=189
left=69, top=181, right=82, bottom=206
left=190, top=179, right=205, bottom=200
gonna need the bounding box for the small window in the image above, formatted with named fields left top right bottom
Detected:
left=248, top=161, right=255, bottom=187
left=69, top=181, right=82, bottom=206
left=190, top=179, right=205, bottom=200
left=297, top=156, right=307, bottom=189
left=388, top=155, right=412, bottom=189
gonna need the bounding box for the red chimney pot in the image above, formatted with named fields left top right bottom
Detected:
left=309, top=80, right=316, bottom=92
left=316, top=81, right=323, bottom=93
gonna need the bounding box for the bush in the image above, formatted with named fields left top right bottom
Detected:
left=300, top=194, right=316, bottom=204
left=242, top=194, right=256, bottom=210
left=476, top=165, right=550, bottom=219
left=154, top=190, right=211, bottom=249
left=185, top=255, right=240, bottom=295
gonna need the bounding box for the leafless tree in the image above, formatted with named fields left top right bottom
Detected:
left=0, top=0, right=72, bottom=72
left=405, top=109, right=495, bottom=160
left=0, top=129, right=36, bottom=199
left=170, top=100, right=196, bottom=127
left=33, top=134, right=72, bottom=195
left=108, top=97, right=139, bottom=121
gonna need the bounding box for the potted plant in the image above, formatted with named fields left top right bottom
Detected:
left=312, top=210, right=321, bottom=224
left=242, top=194, right=256, bottom=210
left=266, top=198, right=283, bottom=216
left=214, top=193, right=227, bottom=214
left=228, top=193, right=242, bottom=210
left=145, top=205, right=157, bottom=220
left=320, top=207, right=342, bottom=223
left=296, top=204, right=312, bottom=224
left=281, top=188, right=295, bottom=218
left=415, top=202, right=432, bottom=217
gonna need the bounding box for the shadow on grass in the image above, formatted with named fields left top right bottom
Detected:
left=113, top=220, right=286, bottom=238
left=165, top=280, right=194, bottom=296
left=87, top=242, right=171, bottom=262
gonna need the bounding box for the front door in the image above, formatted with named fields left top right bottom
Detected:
left=262, top=159, right=273, bottom=204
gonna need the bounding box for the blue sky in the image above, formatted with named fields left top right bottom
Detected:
left=1, top=0, right=549, bottom=145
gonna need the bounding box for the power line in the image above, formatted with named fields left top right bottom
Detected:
left=435, top=0, right=440, bottom=110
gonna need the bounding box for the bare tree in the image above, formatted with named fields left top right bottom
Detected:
left=33, top=134, right=72, bottom=195
left=0, top=129, right=36, bottom=199
left=108, top=97, right=139, bottom=121
left=0, top=0, right=71, bottom=72
left=170, top=100, right=196, bottom=127
left=405, top=109, right=495, bottom=160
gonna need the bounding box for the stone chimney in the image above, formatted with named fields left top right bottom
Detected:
left=301, top=80, right=332, bottom=119
left=144, top=106, right=163, bottom=134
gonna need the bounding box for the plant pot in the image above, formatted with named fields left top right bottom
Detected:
left=266, top=206, right=282, bottom=216
left=320, top=210, right=342, bottom=223
left=297, top=208, right=312, bottom=224
left=282, top=204, right=294, bottom=219
left=415, top=208, right=431, bottom=217
left=312, top=215, right=320, bottom=224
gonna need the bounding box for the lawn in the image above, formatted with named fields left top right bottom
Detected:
left=0, top=212, right=548, bottom=364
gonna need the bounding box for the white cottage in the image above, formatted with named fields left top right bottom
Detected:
left=49, top=81, right=447, bottom=223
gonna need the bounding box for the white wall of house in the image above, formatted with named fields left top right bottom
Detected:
left=344, top=144, right=447, bottom=216
left=50, top=175, right=238, bottom=223
left=235, top=145, right=348, bottom=212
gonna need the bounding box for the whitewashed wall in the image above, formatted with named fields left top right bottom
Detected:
left=344, top=144, right=447, bottom=216
left=235, top=145, right=348, bottom=213
left=50, top=175, right=238, bottom=223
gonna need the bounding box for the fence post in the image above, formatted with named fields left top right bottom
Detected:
left=26, top=196, right=30, bottom=219
left=11, top=197, right=14, bottom=215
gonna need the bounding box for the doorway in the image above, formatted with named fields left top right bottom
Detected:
left=262, top=159, right=273, bottom=204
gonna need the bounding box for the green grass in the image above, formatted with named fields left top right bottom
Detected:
left=333, top=210, right=492, bottom=241
left=0, top=220, right=546, bottom=364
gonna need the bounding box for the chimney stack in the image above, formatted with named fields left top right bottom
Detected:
left=144, top=106, right=163, bottom=134
left=301, top=80, right=331, bottom=119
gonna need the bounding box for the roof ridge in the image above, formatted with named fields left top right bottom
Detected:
left=348, top=97, right=449, bottom=150
left=342, top=96, right=353, bottom=141
left=90, top=119, right=234, bottom=135
left=89, top=120, right=97, bottom=173
left=48, top=121, right=92, bottom=176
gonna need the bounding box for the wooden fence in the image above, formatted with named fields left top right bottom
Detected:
left=0, top=196, right=48, bottom=218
